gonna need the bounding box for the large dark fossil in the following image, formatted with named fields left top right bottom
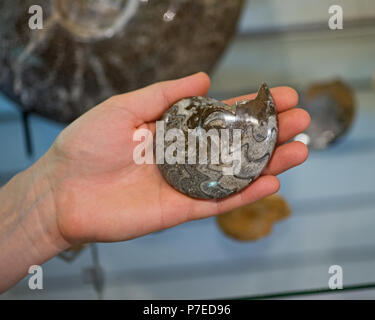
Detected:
left=0, top=0, right=244, bottom=123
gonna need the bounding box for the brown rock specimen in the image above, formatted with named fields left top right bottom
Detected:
left=216, top=194, right=291, bottom=241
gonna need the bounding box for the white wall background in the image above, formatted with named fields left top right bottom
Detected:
left=239, top=0, right=375, bottom=31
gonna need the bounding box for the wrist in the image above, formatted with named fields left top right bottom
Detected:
left=25, top=151, right=72, bottom=253
left=0, top=152, right=70, bottom=292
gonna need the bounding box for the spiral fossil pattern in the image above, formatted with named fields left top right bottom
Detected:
left=0, top=0, right=244, bottom=123
left=157, top=84, right=278, bottom=199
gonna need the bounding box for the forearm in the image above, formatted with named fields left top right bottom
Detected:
left=0, top=154, right=70, bottom=293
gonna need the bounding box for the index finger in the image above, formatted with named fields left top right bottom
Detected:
left=223, top=86, right=299, bottom=113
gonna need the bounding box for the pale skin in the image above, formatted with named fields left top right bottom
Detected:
left=0, top=73, right=310, bottom=292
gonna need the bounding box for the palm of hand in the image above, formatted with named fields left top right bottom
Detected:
left=48, top=73, right=310, bottom=244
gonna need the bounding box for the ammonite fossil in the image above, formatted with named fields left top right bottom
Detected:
left=216, top=194, right=291, bottom=241
left=157, top=83, right=278, bottom=199
left=295, top=80, right=356, bottom=149
left=0, top=0, right=244, bottom=123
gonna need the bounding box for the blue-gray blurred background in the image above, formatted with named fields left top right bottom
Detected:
left=1, top=0, right=375, bottom=299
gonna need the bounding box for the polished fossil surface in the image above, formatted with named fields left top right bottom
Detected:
left=157, top=84, right=278, bottom=199
left=0, top=0, right=244, bottom=123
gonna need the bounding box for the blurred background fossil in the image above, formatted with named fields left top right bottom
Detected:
left=295, top=80, right=356, bottom=150
left=216, top=194, right=291, bottom=241
left=0, top=0, right=244, bottom=123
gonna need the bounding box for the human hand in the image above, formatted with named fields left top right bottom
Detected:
left=45, top=72, right=310, bottom=245
left=0, top=72, right=310, bottom=292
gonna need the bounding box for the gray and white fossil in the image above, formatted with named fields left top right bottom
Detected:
left=156, top=83, right=278, bottom=199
